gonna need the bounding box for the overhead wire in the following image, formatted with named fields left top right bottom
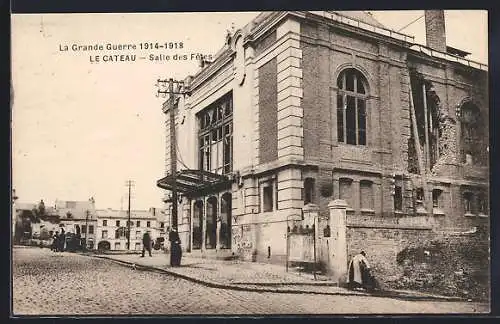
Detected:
left=397, top=14, right=424, bottom=32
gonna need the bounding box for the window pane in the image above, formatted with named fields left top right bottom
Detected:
left=263, top=186, right=273, bottom=212
left=357, top=99, right=366, bottom=145
left=337, top=94, right=344, bottom=142
left=356, top=73, right=365, bottom=94
left=360, top=181, right=373, bottom=210
left=337, top=73, right=344, bottom=89
left=432, top=189, right=441, bottom=208
left=394, top=186, right=403, bottom=211
left=346, top=96, right=356, bottom=145
left=304, top=178, right=315, bottom=204
left=192, top=201, right=203, bottom=249
left=339, top=179, right=352, bottom=208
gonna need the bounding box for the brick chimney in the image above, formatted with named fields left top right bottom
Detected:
left=424, top=10, right=446, bottom=52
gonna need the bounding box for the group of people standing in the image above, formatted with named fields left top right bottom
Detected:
left=50, top=229, right=66, bottom=252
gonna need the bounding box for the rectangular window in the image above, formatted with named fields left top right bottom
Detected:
left=147, top=221, right=151, bottom=228
left=101, top=230, right=108, bottom=239
left=339, top=178, right=353, bottom=208
left=304, top=178, right=315, bottom=205
left=263, top=185, right=273, bottom=212
left=463, top=192, right=473, bottom=214
left=136, top=231, right=141, bottom=239
left=160, top=222, right=164, bottom=228
left=360, top=180, right=374, bottom=210
left=116, top=220, right=120, bottom=227
left=88, top=225, right=94, bottom=234
left=432, top=189, right=442, bottom=208
left=81, top=225, right=87, bottom=234
left=114, top=242, right=120, bottom=250
left=136, top=221, right=140, bottom=227
left=416, top=188, right=424, bottom=201
left=477, top=192, right=488, bottom=215
left=102, top=220, right=107, bottom=226
left=394, top=186, right=403, bottom=211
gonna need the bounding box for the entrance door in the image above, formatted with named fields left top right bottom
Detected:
left=192, top=200, right=203, bottom=249
left=220, top=193, right=232, bottom=249
left=206, top=197, right=217, bottom=249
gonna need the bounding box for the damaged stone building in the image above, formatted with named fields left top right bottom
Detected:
left=157, top=10, right=489, bottom=272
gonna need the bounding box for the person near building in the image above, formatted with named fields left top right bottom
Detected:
left=51, top=232, right=59, bottom=251
left=58, top=228, right=66, bottom=252
left=141, top=231, right=152, bottom=257
left=347, top=251, right=378, bottom=292
left=169, top=228, right=182, bottom=267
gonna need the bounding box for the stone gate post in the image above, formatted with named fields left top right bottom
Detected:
left=328, top=199, right=348, bottom=285
left=302, top=203, right=319, bottom=266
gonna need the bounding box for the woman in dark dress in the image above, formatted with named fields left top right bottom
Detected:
left=169, top=229, right=182, bottom=267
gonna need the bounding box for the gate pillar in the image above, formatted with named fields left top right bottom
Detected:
left=328, top=199, right=348, bottom=285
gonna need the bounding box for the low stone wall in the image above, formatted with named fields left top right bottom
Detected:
left=347, top=223, right=489, bottom=300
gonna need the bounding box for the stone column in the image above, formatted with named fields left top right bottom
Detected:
left=328, top=199, right=348, bottom=285
left=216, top=195, right=221, bottom=252
left=202, top=197, right=207, bottom=252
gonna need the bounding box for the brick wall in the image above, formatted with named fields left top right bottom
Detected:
left=258, top=58, right=278, bottom=163
left=255, top=30, right=277, bottom=57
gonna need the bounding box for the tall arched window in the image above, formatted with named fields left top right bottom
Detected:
left=337, top=68, right=368, bottom=145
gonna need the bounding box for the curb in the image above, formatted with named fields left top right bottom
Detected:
left=81, top=253, right=470, bottom=302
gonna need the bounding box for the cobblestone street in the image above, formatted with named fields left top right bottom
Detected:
left=12, top=247, right=489, bottom=315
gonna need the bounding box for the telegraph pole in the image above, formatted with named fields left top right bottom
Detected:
left=168, top=79, right=178, bottom=231
left=125, top=180, right=135, bottom=250
left=156, top=78, right=189, bottom=231
left=84, top=210, right=89, bottom=251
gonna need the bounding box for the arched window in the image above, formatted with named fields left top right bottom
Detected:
left=337, top=68, right=368, bottom=145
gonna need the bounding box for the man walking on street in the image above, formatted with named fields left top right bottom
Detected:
left=141, top=231, right=152, bottom=257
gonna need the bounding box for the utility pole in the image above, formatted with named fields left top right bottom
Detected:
left=156, top=78, right=189, bottom=231
left=125, top=180, right=135, bottom=250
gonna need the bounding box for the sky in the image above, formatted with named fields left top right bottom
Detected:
left=11, top=10, right=487, bottom=210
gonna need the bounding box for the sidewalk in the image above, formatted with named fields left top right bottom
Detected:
left=81, top=251, right=466, bottom=301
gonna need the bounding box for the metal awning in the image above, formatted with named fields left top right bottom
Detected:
left=156, top=169, right=230, bottom=196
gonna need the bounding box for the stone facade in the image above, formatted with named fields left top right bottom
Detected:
left=160, top=11, right=489, bottom=272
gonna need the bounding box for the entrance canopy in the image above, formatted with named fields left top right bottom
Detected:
left=156, top=169, right=230, bottom=196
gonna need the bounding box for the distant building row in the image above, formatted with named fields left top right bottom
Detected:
left=13, top=198, right=167, bottom=251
